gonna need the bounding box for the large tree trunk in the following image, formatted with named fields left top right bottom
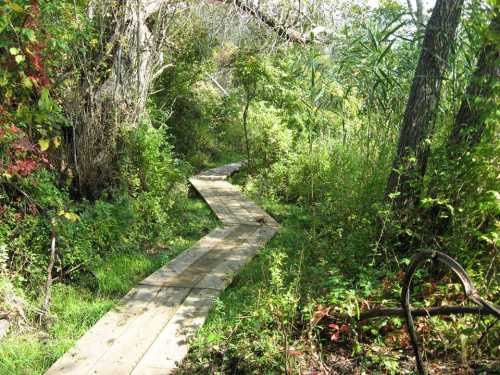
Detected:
left=447, top=9, right=499, bottom=158
left=424, top=9, right=499, bottom=238
left=385, top=0, right=464, bottom=209
left=67, top=0, right=173, bottom=198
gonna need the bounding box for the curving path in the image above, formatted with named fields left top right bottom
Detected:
left=45, top=162, right=279, bottom=375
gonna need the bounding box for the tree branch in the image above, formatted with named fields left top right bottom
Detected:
left=217, top=0, right=306, bottom=44
left=356, top=305, right=489, bottom=320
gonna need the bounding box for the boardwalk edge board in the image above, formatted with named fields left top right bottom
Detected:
left=45, top=162, right=279, bottom=375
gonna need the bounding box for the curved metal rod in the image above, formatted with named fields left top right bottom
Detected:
left=401, top=250, right=500, bottom=375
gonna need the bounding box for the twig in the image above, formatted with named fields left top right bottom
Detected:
left=207, top=74, right=229, bottom=96
left=358, top=305, right=489, bottom=320
left=40, top=227, right=57, bottom=323
left=328, top=305, right=489, bottom=321
left=51, top=263, right=84, bottom=282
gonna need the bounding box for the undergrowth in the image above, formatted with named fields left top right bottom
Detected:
left=178, top=171, right=499, bottom=375
left=0, top=197, right=217, bottom=375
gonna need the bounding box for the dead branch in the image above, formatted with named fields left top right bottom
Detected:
left=40, top=228, right=57, bottom=323
left=349, top=305, right=489, bottom=320
left=216, top=0, right=306, bottom=44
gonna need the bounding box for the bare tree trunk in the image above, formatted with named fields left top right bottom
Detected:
left=385, top=0, right=464, bottom=209
left=68, top=0, right=174, bottom=198
left=415, top=0, right=424, bottom=25
left=424, top=10, right=499, bottom=237
left=40, top=229, right=57, bottom=323
left=407, top=0, right=424, bottom=26
left=447, top=9, right=499, bottom=157
left=406, top=0, right=415, bottom=17
left=242, top=90, right=252, bottom=173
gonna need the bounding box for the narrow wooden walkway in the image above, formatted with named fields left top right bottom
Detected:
left=45, top=162, right=279, bottom=375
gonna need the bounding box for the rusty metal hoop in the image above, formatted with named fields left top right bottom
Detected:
left=401, top=250, right=500, bottom=375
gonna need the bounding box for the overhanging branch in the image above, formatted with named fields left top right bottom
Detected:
left=216, top=0, right=306, bottom=44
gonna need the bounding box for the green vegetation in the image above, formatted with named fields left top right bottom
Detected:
left=0, top=197, right=216, bottom=375
left=1, top=0, right=499, bottom=374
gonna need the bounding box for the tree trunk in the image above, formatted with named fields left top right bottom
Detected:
left=447, top=9, right=499, bottom=158
left=242, top=90, right=252, bottom=173
left=68, top=0, right=173, bottom=198
left=385, top=0, right=464, bottom=209
left=407, top=0, right=424, bottom=27
left=415, top=0, right=424, bottom=26
left=424, top=8, right=499, bottom=229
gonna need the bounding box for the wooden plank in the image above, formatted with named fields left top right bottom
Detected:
left=196, top=226, right=277, bottom=290
left=139, top=226, right=236, bottom=287
left=238, top=199, right=279, bottom=227
left=45, top=284, right=163, bottom=375
left=202, top=196, right=239, bottom=224
left=196, top=244, right=259, bottom=290
left=130, top=288, right=221, bottom=375
left=194, top=162, right=244, bottom=180
left=143, top=225, right=252, bottom=289
left=87, top=287, right=189, bottom=375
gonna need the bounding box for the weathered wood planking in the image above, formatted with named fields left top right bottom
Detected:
left=130, top=288, right=221, bottom=375
left=45, top=161, right=279, bottom=375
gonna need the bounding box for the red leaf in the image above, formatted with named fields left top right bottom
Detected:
left=331, top=331, right=340, bottom=341
left=11, top=138, right=36, bottom=152
left=339, top=324, right=350, bottom=333
left=288, top=349, right=303, bottom=357
left=8, top=158, right=38, bottom=176
left=9, top=125, right=20, bottom=134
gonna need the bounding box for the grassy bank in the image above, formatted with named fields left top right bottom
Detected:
left=0, top=198, right=217, bottom=375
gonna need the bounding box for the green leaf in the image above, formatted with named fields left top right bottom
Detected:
left=367, top=28, right=379, bottom=51
left=22, top=28, right=36, bottom=42
left=9, top=47, right=19, bottom=55
left=38, top=88, right=52, bottom=111
left=376, top=40, right=395, bottom=65
left=10, top=3, right=24, bottom=12
left=22, top=76, right=33, bottom=89
left=15, top=54, right=25, bottom=64
left=52, top=136, right=61, bottom=148
left=388, top=192, right=400, bottom=199
left=38, top=138, right=50, bottom=151
left=380, top=22, right=406, bottom=43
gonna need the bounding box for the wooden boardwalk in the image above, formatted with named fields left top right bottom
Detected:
left=45, top=162, right=279, bottom=375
